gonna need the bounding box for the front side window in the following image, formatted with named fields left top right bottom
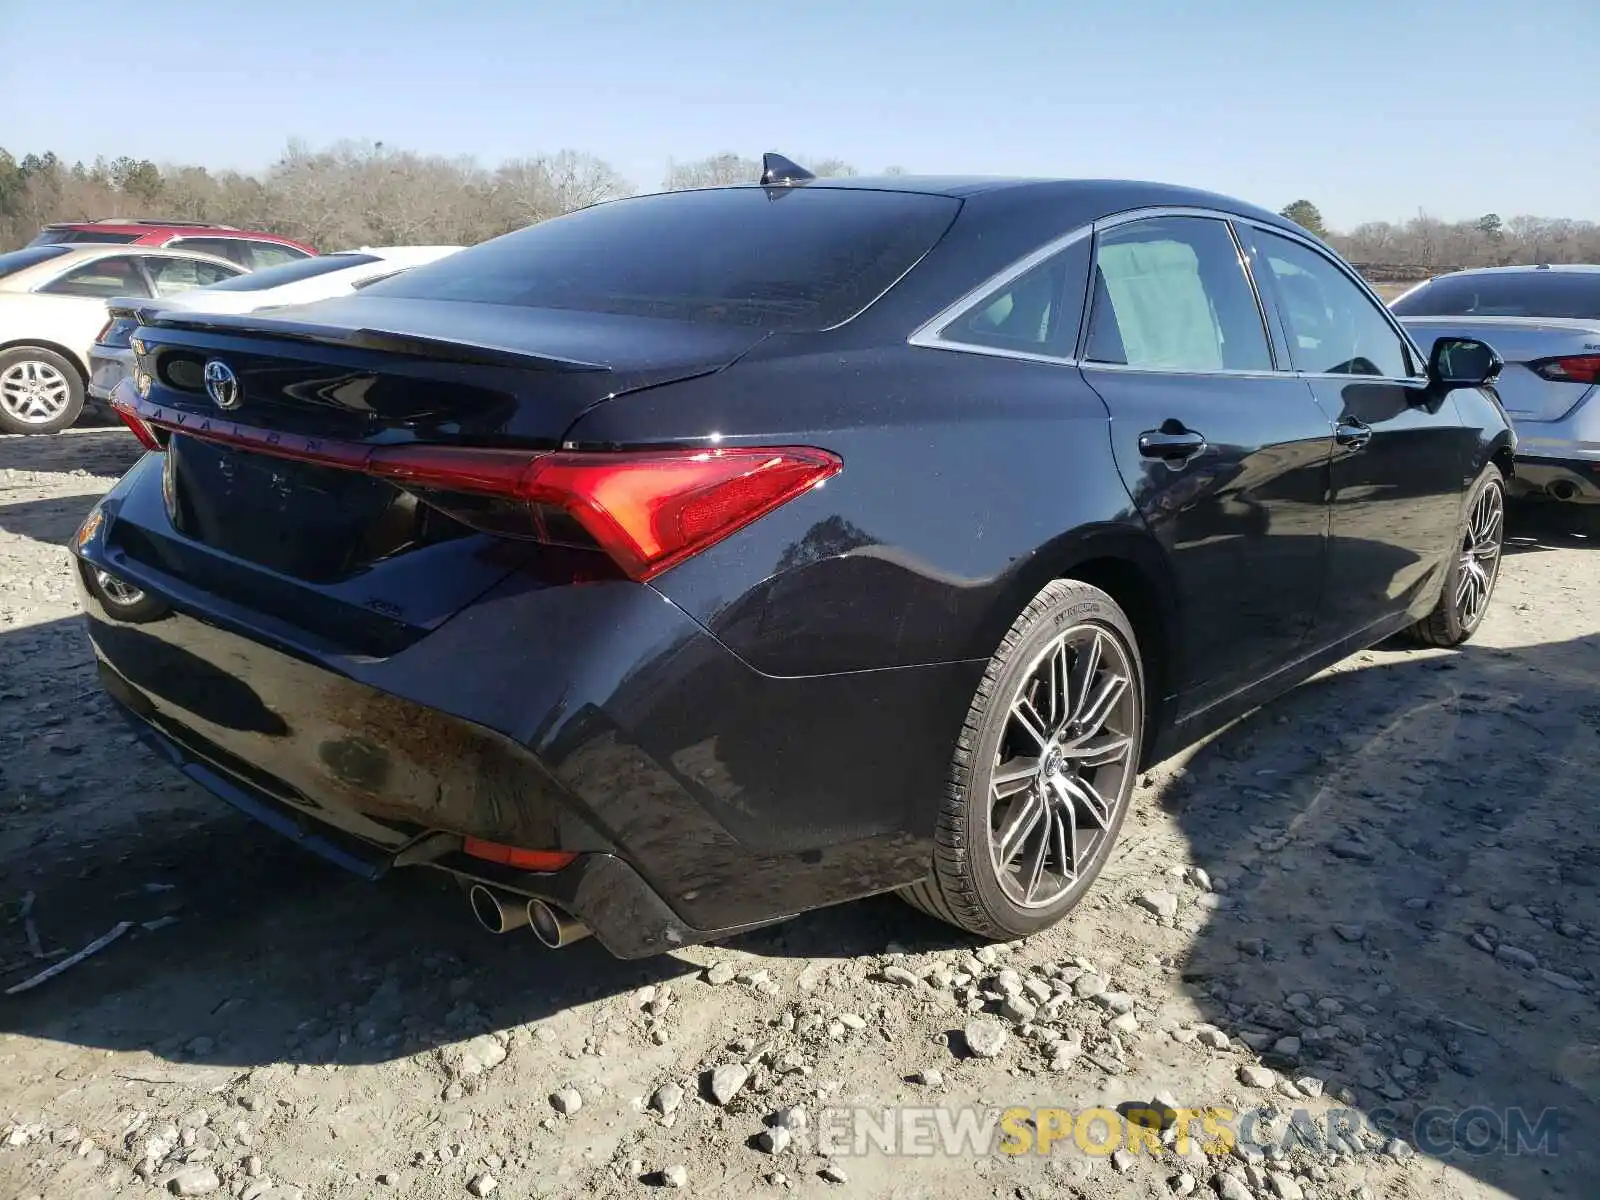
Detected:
left=144, top=256, right=243, bottom=297
left=168, top=237, right=252, bottom=266
left=1253, top=229, right=1414, bottom=378
left=937, top=237, right=1088, bottom=355
left=37, top=256, right=151, bottom=299
left=245, top=242, right=311, bottom=268
left=1083, top=217, right=1272, bottom=373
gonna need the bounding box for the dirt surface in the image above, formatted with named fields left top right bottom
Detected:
left=2, top=428, right=1598, bottom=1200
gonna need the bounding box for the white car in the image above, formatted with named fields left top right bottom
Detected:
left=87, top=246, right=464, bottom=411
left=0, top=244, right=245, bottom=434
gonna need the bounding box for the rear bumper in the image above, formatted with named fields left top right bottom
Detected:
left=1508, top=455, right=1600, bottom=505
left=106, top=688, right=731, bottom=958
left=71, top=457, right=976, bottom=950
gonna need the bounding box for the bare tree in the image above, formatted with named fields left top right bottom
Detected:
left=2, top=140, right=1594, bottom=270
left=662, top=153, right=761, bottom=191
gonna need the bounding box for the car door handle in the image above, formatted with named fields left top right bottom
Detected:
left=1334, top=419, right=1372, bottom=450
left=1138, top=426, right=1207, bottom=463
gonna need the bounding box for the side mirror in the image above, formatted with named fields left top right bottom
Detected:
left=1428, top=336, right=1503, bottom=390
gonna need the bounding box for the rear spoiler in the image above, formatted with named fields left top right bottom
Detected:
left=125, top=306, right=610, bottom=374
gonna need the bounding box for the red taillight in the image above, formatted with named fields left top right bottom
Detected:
left=1531, top=355, right=1600, bottom=384
left=110, top=394, right=162, bottom=450
left=95, top=318, right=115, bottom=343
left=517, top=447, right=841, bottom=579
left=115, top=394, right=841, bottom=581
left=461, top=839, right=577, bottom=872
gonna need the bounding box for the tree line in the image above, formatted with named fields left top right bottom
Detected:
left=2, top=145, right=1594, bottom=275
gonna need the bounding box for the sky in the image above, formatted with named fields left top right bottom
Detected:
left=3, top=0, right=1593, bottom=230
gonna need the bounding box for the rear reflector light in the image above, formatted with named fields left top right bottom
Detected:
left=461, top=839, right=577, bottom=872
left=111, top=400, right=162, bottom=450
left=1531, top=355, right=1600, bottom=384
left=112, top=393, right=841, bottom=580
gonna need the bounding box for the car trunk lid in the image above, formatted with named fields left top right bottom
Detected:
left=105, top=299, right=774, bottom=651
left=1400, top=315, right=1600, bottom=422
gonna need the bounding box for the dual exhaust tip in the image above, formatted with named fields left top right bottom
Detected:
left=468, top=884, right=590, bottom=948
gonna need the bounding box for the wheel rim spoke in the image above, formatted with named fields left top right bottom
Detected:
left=1010, top=698, right=1049, bottom=749
left=1057, top=773, right=1113, bottom=829
left=1069, top=632, right=1102, bottom=719
left=1073, top=673, right=1130, bottom=738
left=992, top=757, right=1039, bottom=799
left=1061, top=731, right=1133, bottom=767
left=994, top=788, right=1046, bottom=869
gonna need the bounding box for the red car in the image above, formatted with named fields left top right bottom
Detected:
left=26, top=219, right=316, bottom=270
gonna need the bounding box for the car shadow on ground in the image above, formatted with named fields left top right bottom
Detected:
left=0, top=498, right=1594, bottom=1198
left=1160, top=623, right=1600, bottom=1200
left=0, top=427, right=143, bottom=477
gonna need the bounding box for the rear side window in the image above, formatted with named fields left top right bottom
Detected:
left=1084, top=216, right=1273, bottom=372
left=203, top=253, right=379, bottom=292
left=937, top=237, right=1090, bottom=356
left=0, top=245, right=72, bottom=280
left=363, top=187, right=961, bottom=330
left=245, top=242, right=311, bottom=269
left=1390, top=272, right=1600, bottom=320
left=168, top=237, right=251, bottom=266
left=37, top=255, right=151, bottom=299
left=144, top=256, right=243, bottom=296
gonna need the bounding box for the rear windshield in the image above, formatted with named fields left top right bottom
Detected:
left=363, top=187, right=961, bottom=330
left=1391, top=271, right=1600, bottom=320
left=201, top=252, right=381, bottom=292
left=0, top=245, right=72, bottom=280
left=26, top=229, right=140, bottom=246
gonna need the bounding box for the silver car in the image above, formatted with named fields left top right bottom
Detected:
left=1391, top=265, right=1600, bottom=510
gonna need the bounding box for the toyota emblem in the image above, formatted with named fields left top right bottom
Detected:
left=203, top=359, right=241, bottom=410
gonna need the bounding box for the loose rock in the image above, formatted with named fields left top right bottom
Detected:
left=1238, top=1064, right=1277, bottom=1089
left=550, top=1087, right=583, bottom=1116
left=708, top=1063, right=750, bottom=1105
left=963, top=1018, right=1008, bottom=1059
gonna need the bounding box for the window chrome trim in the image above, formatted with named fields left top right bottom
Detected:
left=1078, top=361, right=1293, bottom=380
left=907, top=203, right=1432, bottom=381
left=906, top=224, right=1091, bottom=364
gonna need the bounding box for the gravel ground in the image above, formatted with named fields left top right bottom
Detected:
left=2, top=428, right=1598, bottom=1200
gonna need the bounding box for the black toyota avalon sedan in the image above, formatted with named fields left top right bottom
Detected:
left=76, top=158, right=1513, bottom=957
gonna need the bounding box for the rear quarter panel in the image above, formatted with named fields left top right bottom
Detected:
left=565, top=340, right=1161, bottom=676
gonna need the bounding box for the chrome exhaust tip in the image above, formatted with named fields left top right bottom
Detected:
left=528, top=899, right=590, bottom=949
left=469, top=884, right=532, bottom=935
left=1549, top=480, right=1579, bottom=501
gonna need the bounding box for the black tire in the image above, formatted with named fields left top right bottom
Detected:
left=899, top=579, right=1146, bottom=941
left=1403, top=463, right=1506, bottom=648
left=0, top=346, right=86, bottom=435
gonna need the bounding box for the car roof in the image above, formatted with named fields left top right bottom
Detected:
left=1426, top=263, right=1600, bottom=279
left=43, top=221, right=309, bottom=248
left=684, top=175, right=1299, bottom=233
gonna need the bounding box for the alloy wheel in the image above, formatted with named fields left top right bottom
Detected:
left=1455, top=481, right=1504, bottom=629
left=986, top=623, right=1139, bottom=909
left=0, top=360, right=73, bottom=426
